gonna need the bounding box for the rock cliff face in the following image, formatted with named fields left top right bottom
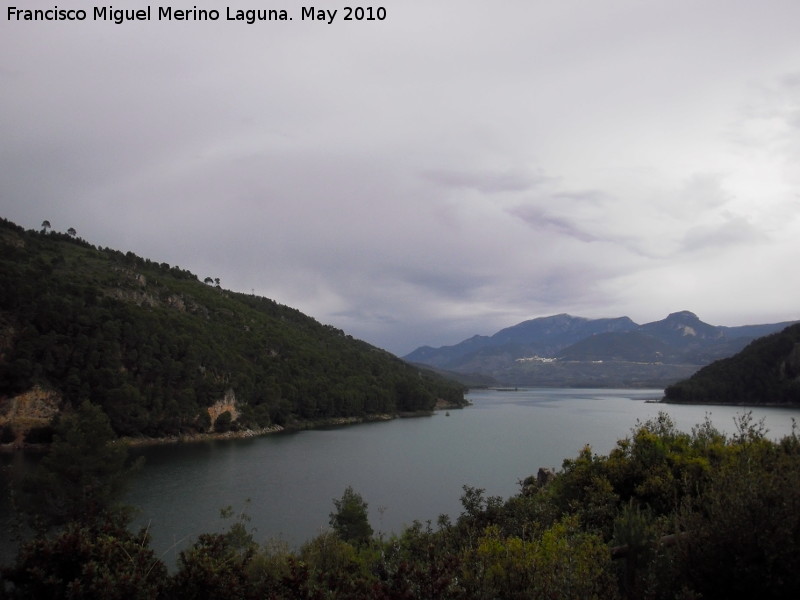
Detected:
left=0, top=385, right=243, bottom=443
left=0, top=385, right=62, bottom=447
left=105, top=266, right=210, bottom=316
left=206, top=389, right=240, bottom=431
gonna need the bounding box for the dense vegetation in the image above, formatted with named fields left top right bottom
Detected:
left=0, top=217, right=465, bottom=440
left=664, top=322, right=800, bottom=406
left=4, top=400, right=800, bottom=599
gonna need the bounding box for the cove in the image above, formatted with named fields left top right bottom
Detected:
left=121, top=388, right=800, bottom=565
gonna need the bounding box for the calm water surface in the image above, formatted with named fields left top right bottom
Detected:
left=4, top=388, right=800, bottom=566
left=123, top=388, right=800, bottom=563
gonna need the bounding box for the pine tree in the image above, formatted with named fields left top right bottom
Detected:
left=329, top=486, right=373, bottom=546
left=17, top=401, right=137, bottom=529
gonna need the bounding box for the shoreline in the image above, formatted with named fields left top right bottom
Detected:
left=119, top=407, right=464, bottom=448
left=1, top=400, right=470, bottom=452
left=118, top=414, right=397, bottom=448
left=659, top=400, right=800, bottom=408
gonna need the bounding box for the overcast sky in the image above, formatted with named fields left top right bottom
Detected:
left=2, top=0, right=799, bottom=355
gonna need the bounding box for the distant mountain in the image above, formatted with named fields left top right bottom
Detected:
left=663, top=322, right=800, bottom=406
left=0, top=217, right=466, bottom=444
left=405, top=314, right=639, bottom=369
left=404, top=311, right=797, bottom=388
left=558, top=331, right=676, bottom=363
left=639, top=310, right=723, bottom=345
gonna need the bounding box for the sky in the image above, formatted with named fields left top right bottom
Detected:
left=2, top=0, right=799, bottom=356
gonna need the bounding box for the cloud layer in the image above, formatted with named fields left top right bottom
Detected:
left=2, top=0, right=800, bottom=354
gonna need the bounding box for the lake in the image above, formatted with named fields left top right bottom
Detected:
left=4, top=388, right=800, bottom=566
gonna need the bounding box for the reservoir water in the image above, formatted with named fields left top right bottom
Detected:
left=4, top=388, right=800, bottom=566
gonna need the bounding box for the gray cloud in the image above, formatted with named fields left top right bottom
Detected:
left=681, top=215, right=768, bottom=253
left=2, top=0, right=800, bottom=355
left=422, top=169, right=548, bottom=194
left=508, top=205, right=599, bottom=243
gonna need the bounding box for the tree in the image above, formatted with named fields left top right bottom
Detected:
left=67, top=227, right=76, bottom=237
left=17, top=400, right=137, bottom=529
left=40, top=220, right=51, bottom=233
left=672, top=439, right=800, bottom=599
left=214, top=410, right=232, bottom=433
left=169, top=532, right=253, bottom=600
left=329, top=486, right=373, bottom=546
left=168, top=505, right=259, bottom=600
left=3, top=513, right=167, bottom=600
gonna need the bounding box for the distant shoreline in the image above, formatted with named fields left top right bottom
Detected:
left=1, top=398, right=470, bottom=453
left=118, top=406, right=465, bottom=448
left=660, top=399, right=800, bottom=408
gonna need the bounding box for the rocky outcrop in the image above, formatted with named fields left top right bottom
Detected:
left=106, top=266, right=209, bottom=316
left=0, top=385, right=62, bottom=448
left=105, top=288, right=161, bottom=308
left=111, top=267, right=147, bottom=287
left=0, top=228, right=25, bottom=249
left=206, top=389, right=240, bottom=431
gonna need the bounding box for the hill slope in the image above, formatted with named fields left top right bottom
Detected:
left=0, top=217, right=465, bottom=442
left=663, top=322, right=800, bottom=405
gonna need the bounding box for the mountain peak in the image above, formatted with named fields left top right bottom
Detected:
left=641, top=311, right=722, bottom=343
left=665, top=310, right=700, bottom=322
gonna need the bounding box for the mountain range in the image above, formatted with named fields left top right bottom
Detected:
left=404, top=312, right=798, bottom=387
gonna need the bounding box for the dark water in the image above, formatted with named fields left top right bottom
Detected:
left=4, top=388, right=800, bottom=566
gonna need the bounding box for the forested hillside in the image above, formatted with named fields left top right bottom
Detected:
left=0, top=217, right=465, bottom=441
left=663, top=322, right=800, bottom=405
